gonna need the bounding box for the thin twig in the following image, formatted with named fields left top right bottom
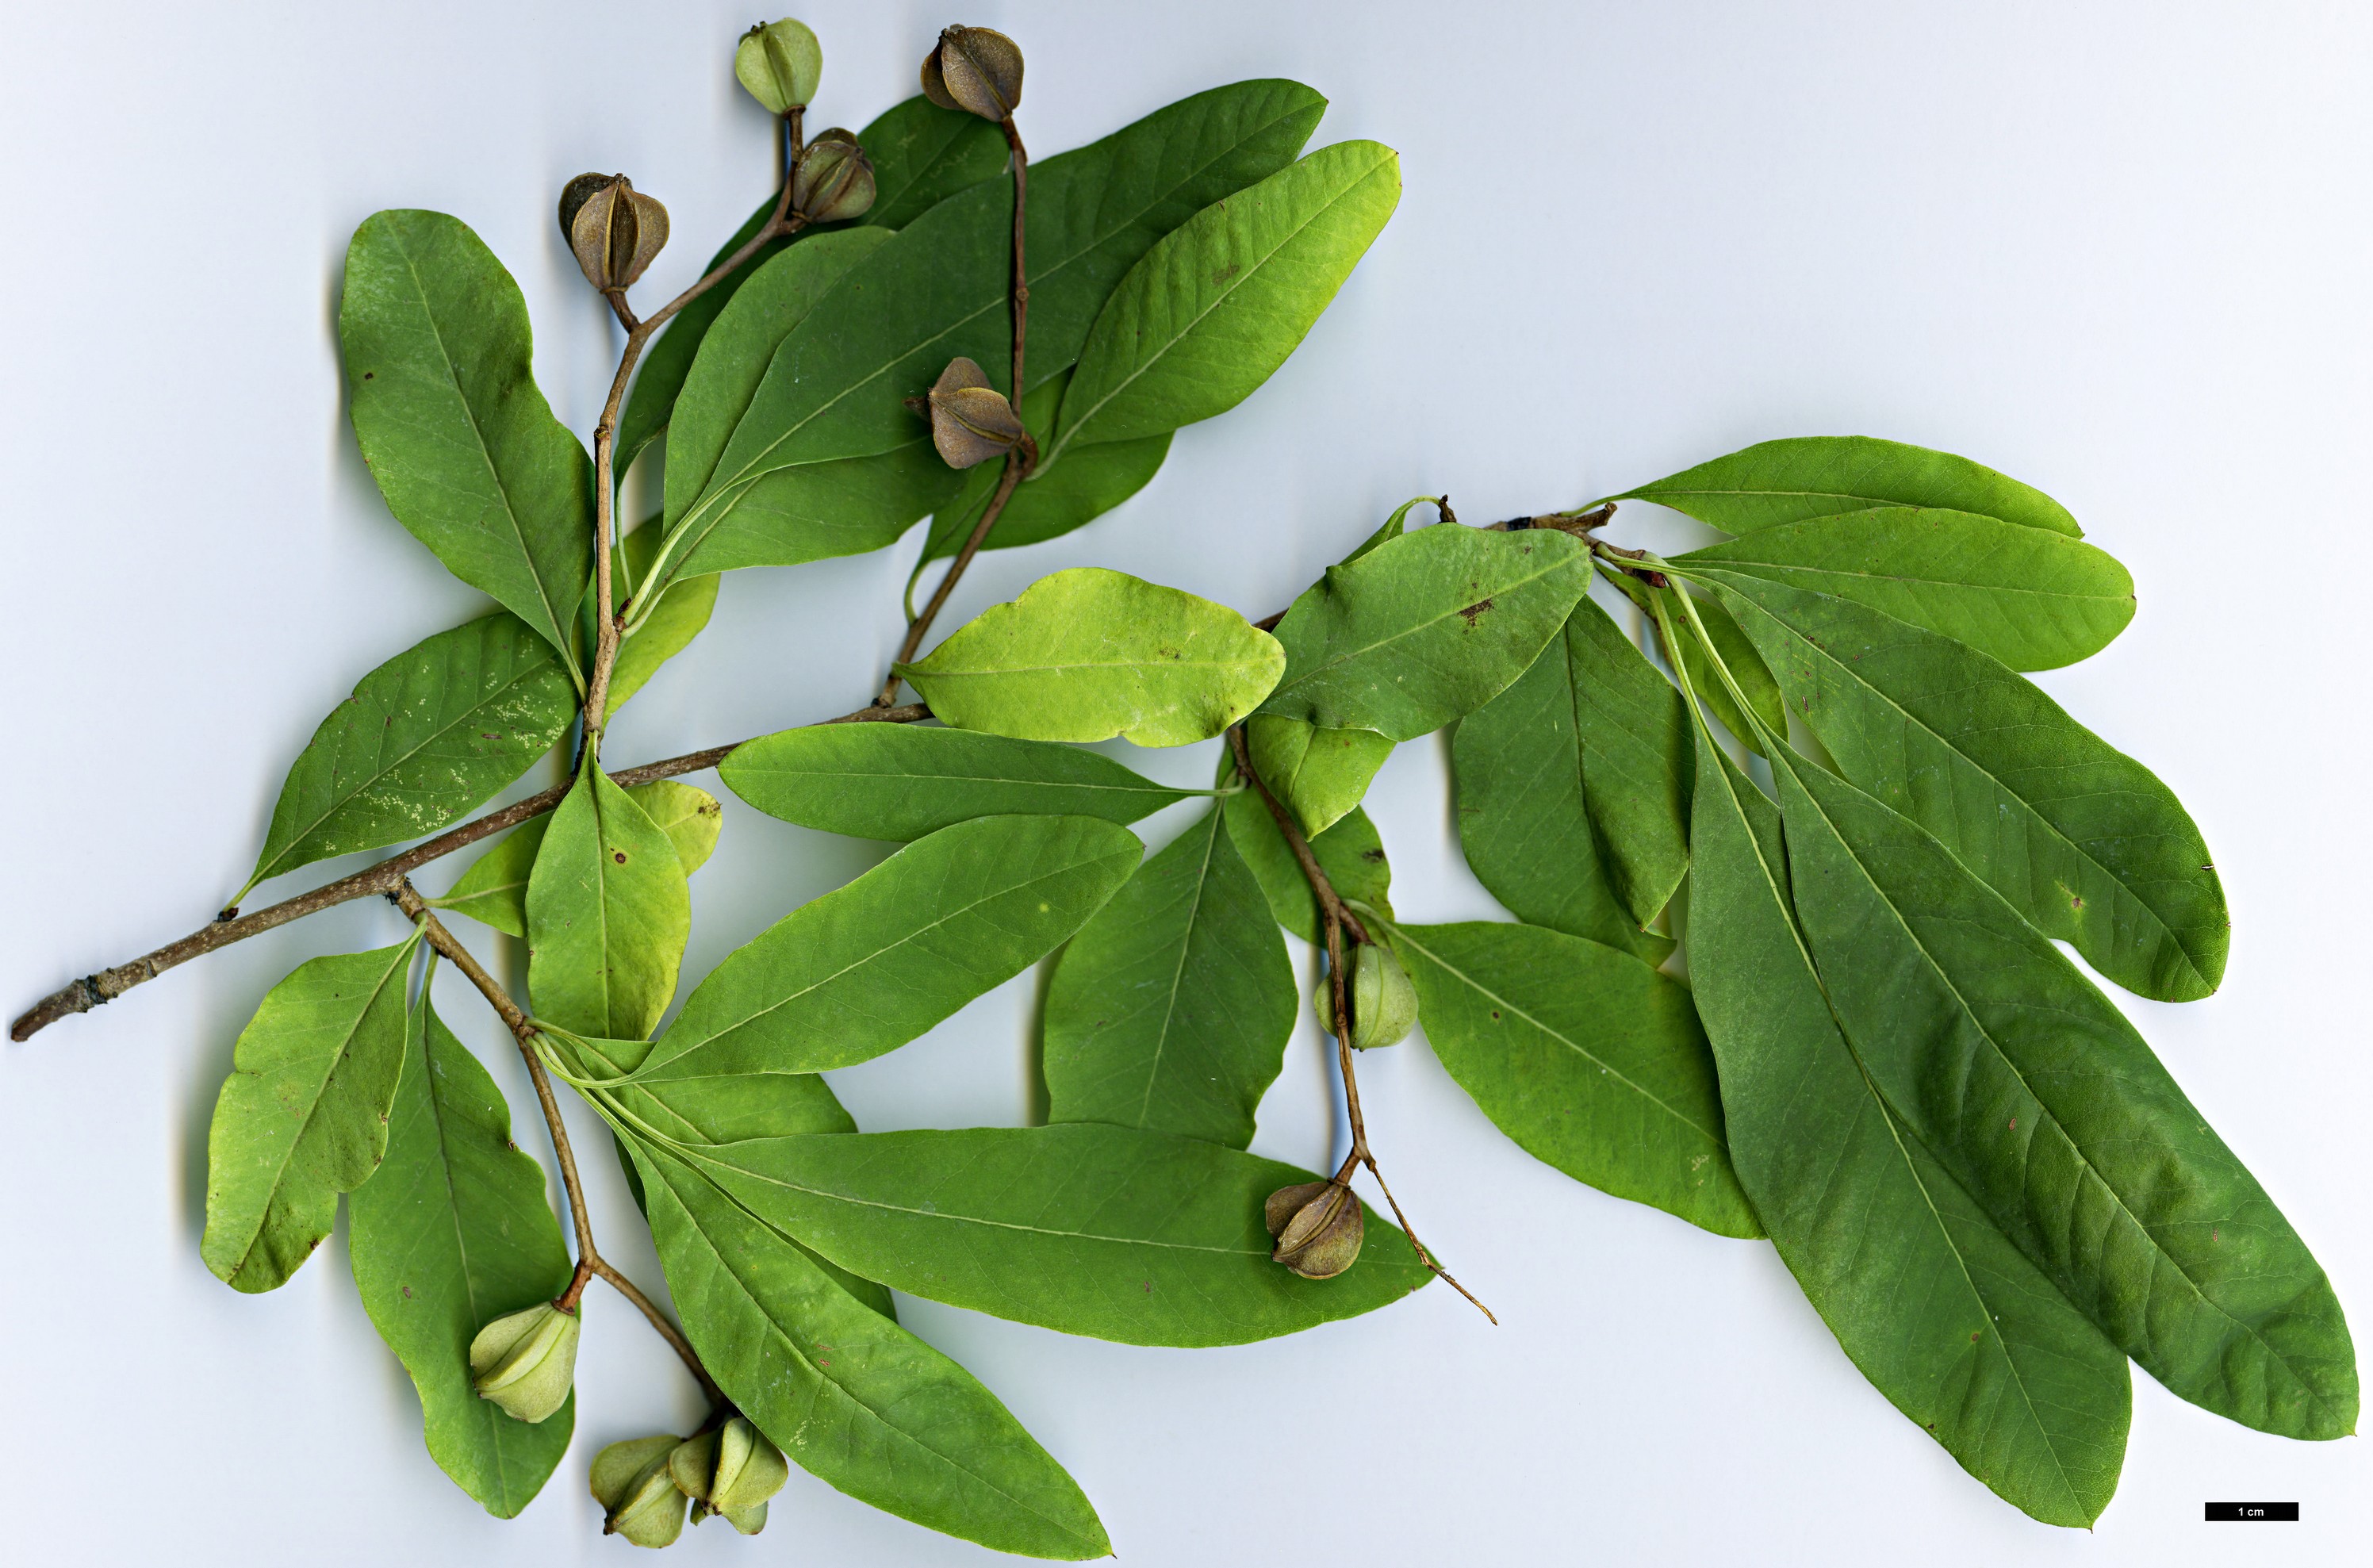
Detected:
left=10, top=703, right=929, bottom=1041
left=873, top=117, right=1033, bottom=707
left=389, top=884, right=723, bottom=1400
left=1227, top=724, right=1493, bottom=1322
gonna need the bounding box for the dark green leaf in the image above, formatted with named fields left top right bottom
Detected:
left=632, top=1144, right=1110, bottom=1558
left=918, top=370, right=1171, bottom=566
left=1223, top=784, right=1392, bottom=946
left=1045, top=806, right=1295, bottom=1148
left=722, top=723, right=1190, bottom=841
left=1685, top=726, right=2129, bottom=1527
left=526, top=769, right=691, bottom=1041
left=1769, top=747, right=2356, bottom=1440
left=1612, top=435, right=2080, bottom=538
left=1258, top=525, right=1591, bottom=740
left=201, top=938, right=420, bottom=1292
left=1453, top=598, right=1685, bottom=959
left=650, top=80, right=1327, bottom=596
left=616, top=97, right=1010, bottom=473
left=1704, top=570, right=2227, bottom=1001
left=1245, top=714, right=1393, bottom=840
left=897, top=568, right=1283, bottom=746
left=240, top=614, right=574, bottom=900
left=685, top=1125, right=1431, bottom=1346
left=631, top=815, right=1140, bottom=1082
left=1382, top=918, right=1757, bottom=1238
left=1674, top=509, right=2133, bottom=671
left=340, top=210, right=593, bottom=669
left=350, top=984, right=572, bottom=1516
left=1046, top=140, right=1401, bottom=458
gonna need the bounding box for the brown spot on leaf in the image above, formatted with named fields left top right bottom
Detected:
left=1457, top=598, right=1494, bottom=628
left=1360, top=849, right=1385, bottom=863
left=612, top=850, right=628, bottom=865
left=1212, top=263, right=1239, bottom=285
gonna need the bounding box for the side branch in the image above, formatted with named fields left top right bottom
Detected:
left=10, top=702, right=928, bottom=1041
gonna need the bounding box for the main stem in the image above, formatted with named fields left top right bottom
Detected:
left=875, top=116, right=1032, bottom=708
left=1225, top=727, right=1494, bottom=1324
left=391, top=885, right=724, bottom=1405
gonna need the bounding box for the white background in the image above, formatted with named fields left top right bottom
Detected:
left=2, top=2, right=2366, bottom=1563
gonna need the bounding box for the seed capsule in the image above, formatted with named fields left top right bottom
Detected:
left=1265, top=1178, right=1365, bottom=1279
left=921, top=25, right=1024, bottom=121
left=925, top=356, right=1027, bottom=469
left=1315, top=943, right=1420, bottom=1050
left=467, top=1301, right=579, bottom=1424
left=561, top=174, right=669, bottom=293
left=792, top=129, right=876, bottom=224
left=734, top=18, right=822, bottom=114
left=591, top=1435, right=690, bottom=1548
left=670, top=1416, right=791, bottom=1535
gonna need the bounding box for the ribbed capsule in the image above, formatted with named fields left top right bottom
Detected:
left=560, top=174, right=669, bottom=293
left=925, top=355, right=1027, bottom=469
left=670, top=1416, right=790, bottom=1535
left=591, top=1435, right=689, bottom=1548
left=1315, top=943, right=1420, bottom=1050
left=734, top=17, right=822, bottom=114
left=1265, top=1179, right=1365, bottom=1279
left=467, top=1301, right=579, bottom=1424
left=921, top=25, right=1023, bottom=121
left=792, top=129, right=876, bottom=224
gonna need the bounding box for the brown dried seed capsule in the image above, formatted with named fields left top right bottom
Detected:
left=925, top=355, right=1027, bottom=469
left=921, top=25, right=1024, bottom=121
left=1266, top=1179, right=1365, bottom=1279
left=792, top=131, right=876, bottom=224
left=565, top=175, right=669, bottom=293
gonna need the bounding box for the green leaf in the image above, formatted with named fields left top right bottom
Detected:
left=615, top=97, right=1010, bottom=473
left=918, top=370, right=1171, bottom=566
left=631, top=815, right=1140, bottom=1083
left=340, top=210, right=594, bottom=669
left=1452, top=599, right=1685, bottom=959
left=722, top=723, right=1190, bottom=841
left=201, top=938, right=420, bottom=1292
left=1224, top=785, right=1393, bottom=947
left=660, top=227, right=912, bottom=575
left=1612, top=435, right=2081, bottom=538
left=1245, top=715, right=1393, bottom=840
left=1703, top=570, right=2227, bottom=1001
left=631, top=1144, right=1110, bottom=1558
left=1768, top=747, right=2356, bottom=1440
left=1685, top=726, right=2130, bottom=1527
left=434, top=780, right=716, bottom=939
left=898, top=568, right=1284, bottom=746
left=1381, top=918, right=1758, bottom=1238
left=684, top=1125, right=1432, bottom=1346
left=1045, top=806, right=1295, bottom=1148
left=588, top=1057, right=892, bottom=1321
left=1616, top=575, right=1787, bottom=759
left=601, top=521, right=719, bottom=719
left=651, top=80, right=1328, bottom=595
left=240, top=613, right=575, bottom=900
left=1258, top=525, right=1591, bottom=740
left=1673, top=509, right=2133, bottom=671
left=1046, top=140, right=1400, bottom=460
left=349, top=983, right=573, bottom=1516
left=526, top=769, right=691, bottom=1041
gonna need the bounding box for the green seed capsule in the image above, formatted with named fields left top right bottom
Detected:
left=670, top=1417, right=789, bottom=1535
left=591, top=1435, right=689, bottom=1548
left=1315, top=943, right=1419, bottom=1050
left=734, top=18, right=822, bottom=114
left=792, top=130, right=876, bottom=224
left=467, top=1301, right=579, bottom=1424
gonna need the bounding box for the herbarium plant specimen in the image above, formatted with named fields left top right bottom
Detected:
left=13, top=14, right=2354, bottom=1555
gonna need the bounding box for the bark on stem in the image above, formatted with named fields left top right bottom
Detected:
left=10, top=703, right=928, bottom=1041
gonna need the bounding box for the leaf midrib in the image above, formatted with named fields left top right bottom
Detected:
left=1132, top=811, right=1225, bottom=1129
left=1789, top=764, right=2341, bottom=1428
left=1045, top=149, right=1388, bottom=467
left=1706, top=572, right=2215, bottom=995
left=1275, top=550, right=1580, bottom=704
left=1385, top=921, right=1721, bottom=1144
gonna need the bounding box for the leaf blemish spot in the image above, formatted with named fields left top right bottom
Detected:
left=612, top=851, right=627, bottom=864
